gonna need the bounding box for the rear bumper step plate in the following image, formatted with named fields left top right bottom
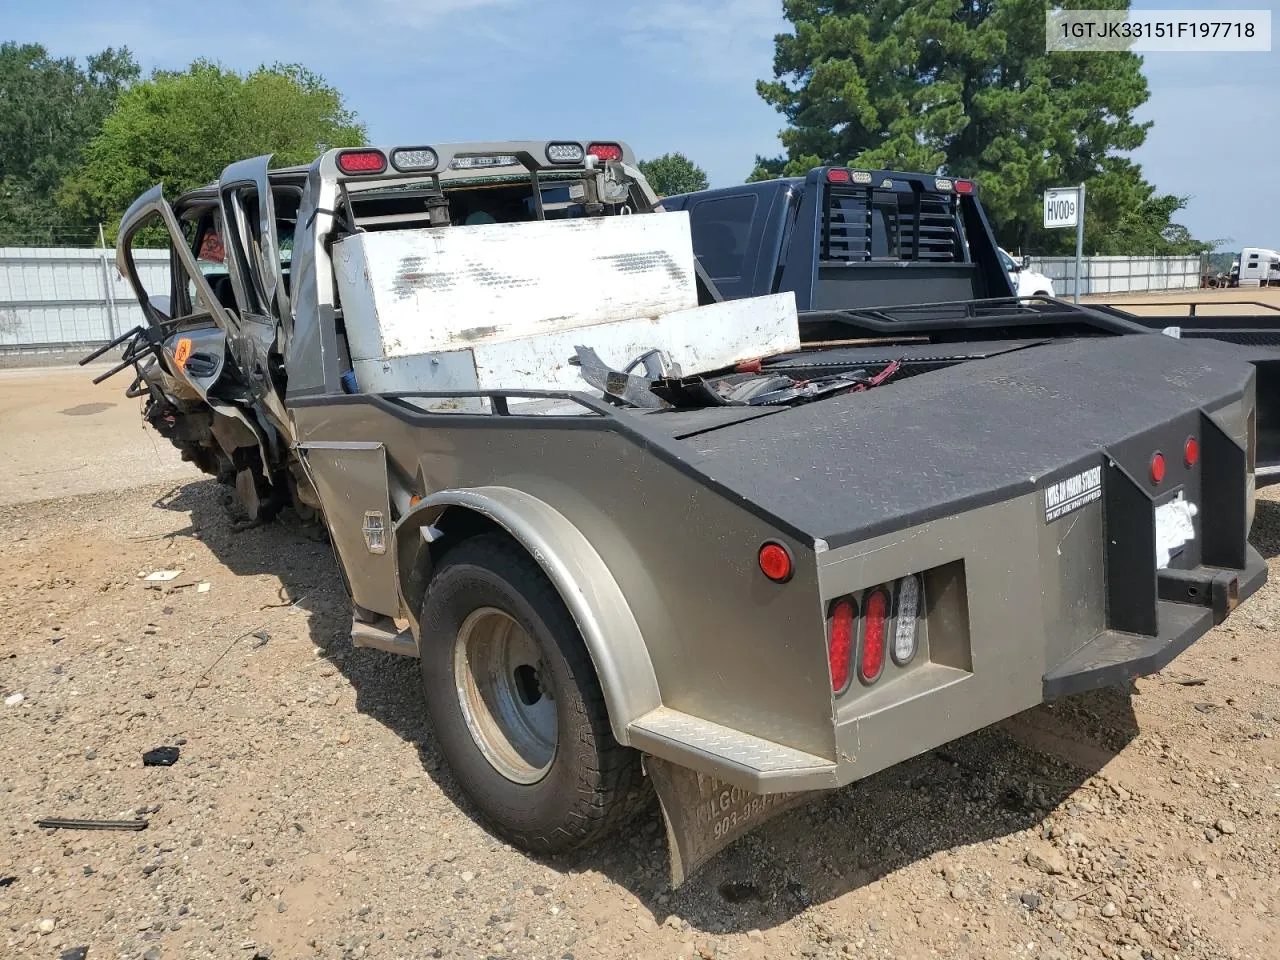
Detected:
left=1044, top=547, right=1266, bottom=698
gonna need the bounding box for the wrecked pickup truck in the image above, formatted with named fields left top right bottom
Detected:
left=88, top=141, right=1267, bottom=884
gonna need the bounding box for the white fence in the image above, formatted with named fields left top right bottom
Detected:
left=0, top=247, right=170, bottom=350
left=1028, top=255, right=1203, bottom=298
left=0, top=246, right=1210, bottom=349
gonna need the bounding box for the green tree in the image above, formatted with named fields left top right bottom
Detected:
left=754, top=0, right=1202, bottom=254
left=61, top=60, right=365, bottom=238
left=638, top=153, right=710, bottom=197
left=0, top=43, right=139, bottom=245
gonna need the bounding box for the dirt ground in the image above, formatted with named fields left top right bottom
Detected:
left=0, top=365, right=199, bottom=506
left=1, top=367, right=1278, bottom=960
left=1082, top=285, right=1280, bottom=317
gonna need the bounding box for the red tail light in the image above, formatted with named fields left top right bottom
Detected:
left=860, top=589, right=888, bottom=684
left=829, top=574, right=930, bottom=697
left=337, top=149, right=387, bottom=175
left=587, top=143, right=623, bottom=162
left=955, top=180, right=975, bottom=195
left=1184, top=436, right=1200, bottom=467
left=1151, top=452, right=1167, bottom=485
left=829, top=600, right=855, bottom=692
left=826, top=168, right=851, bottom=184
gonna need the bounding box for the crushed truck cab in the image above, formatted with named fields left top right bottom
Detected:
left=93, top=142, right=1265, bottom=885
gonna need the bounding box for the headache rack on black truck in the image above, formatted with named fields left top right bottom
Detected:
left=666, top=166, right=1280, bottom=470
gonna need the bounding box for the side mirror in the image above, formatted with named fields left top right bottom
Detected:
left=1021, top=255, right=1032, bottom=270
left=149, top=294, right=171, bottom=321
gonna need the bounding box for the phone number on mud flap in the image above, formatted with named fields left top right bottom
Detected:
left=709, top=793, right=789, bottom=841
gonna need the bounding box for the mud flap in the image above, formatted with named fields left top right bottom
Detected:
left=645, top=755, right=812, bottom=887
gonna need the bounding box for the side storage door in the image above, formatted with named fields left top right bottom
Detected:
left=297, top=441, right=401, bottom=617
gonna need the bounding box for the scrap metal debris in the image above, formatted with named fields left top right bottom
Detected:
left=36, top=818, right=148, bottom=832
left=571, top=345, right=668, bottom=408
left=188, top=624, right=268, bottom=699
left=651, top=359, right=903, bottom=409
left=142, top=746, right=181, bottom=767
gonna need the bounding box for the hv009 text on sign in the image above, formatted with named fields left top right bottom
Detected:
left=1046, top=9, right=1271, bottom=52
left=1043, top=188, right=1080, bottom=231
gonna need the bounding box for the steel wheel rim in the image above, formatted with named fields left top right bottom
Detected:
left=453, top=607, right=557, bottom=784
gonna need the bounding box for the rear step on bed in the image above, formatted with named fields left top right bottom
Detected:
left=632, top=708, right=837, bottom=886
left=628, top=706, right=837, bottom=792
left=1046, top=552, right=1267, bottom=699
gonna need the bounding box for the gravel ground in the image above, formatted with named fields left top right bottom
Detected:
left=0, top=365, right=199, bottom=506
left=0, top=404, right=1278, bottom=959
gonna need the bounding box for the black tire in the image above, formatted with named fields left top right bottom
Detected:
left=419, top=534, right=645, bottom=853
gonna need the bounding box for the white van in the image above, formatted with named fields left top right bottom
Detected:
left=1237, top=247, right=1280, bottom=287
left=998, top=247, right=1056, bottom=298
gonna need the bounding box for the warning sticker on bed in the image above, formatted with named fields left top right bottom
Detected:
left=1044, top=466, right=1102, bottom=523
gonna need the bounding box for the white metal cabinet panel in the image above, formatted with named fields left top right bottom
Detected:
left=334, top=213, right=699, bottom=361
left=352, top=351, right=488, bottom=413
left=349, top=294, right=801, bottom=406
left=470, top=293, right=800, bottom=393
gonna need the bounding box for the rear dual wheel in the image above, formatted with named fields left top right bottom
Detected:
left=418, top=535, right=644, bottom=852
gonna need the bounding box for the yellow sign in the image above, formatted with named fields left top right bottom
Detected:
left=173, top=337, right=192, bottom=371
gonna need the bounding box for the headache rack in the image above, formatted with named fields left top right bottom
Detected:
left=823, top=179, right=965, bottom=264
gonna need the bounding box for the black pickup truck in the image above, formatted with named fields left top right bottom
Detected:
left=662, top=168, right=1280, bottom=472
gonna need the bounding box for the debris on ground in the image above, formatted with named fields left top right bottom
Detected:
left=141, top=746, right=180, bottom=767
left=142, top=569, right=182, bottom=582
left=35, top=817, right=149, bottom=832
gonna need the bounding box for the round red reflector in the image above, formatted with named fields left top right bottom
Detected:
left=1184, top=436, right=1200, bottom=467
left=860, top=589, right=888, bottom=684
left=826, top=168, right=851, bottom=184
left=829, top=600, right=855, bottom=692
left=337, top=149, right=387, bottom=175
left=758, top=542, right=793, bottom=583
left=1150, top=452, right=1166, bottom=484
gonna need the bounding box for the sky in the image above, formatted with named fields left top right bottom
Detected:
left=5, top=0, right=1277, bottom=252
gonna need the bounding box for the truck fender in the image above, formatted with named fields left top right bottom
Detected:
left=395, top=486, right=661, bottom=746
